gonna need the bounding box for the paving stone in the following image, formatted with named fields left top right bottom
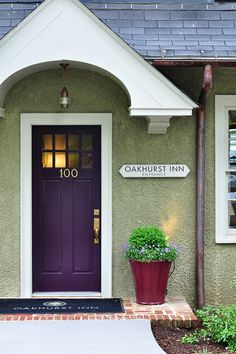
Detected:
left=0, top=297, right=197, bottom=328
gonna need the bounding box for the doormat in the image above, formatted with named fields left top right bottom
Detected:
left=0, top=298, right=125, bottom=314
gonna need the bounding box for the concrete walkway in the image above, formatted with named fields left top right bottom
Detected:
left=0, top=320, right=166, bottom=354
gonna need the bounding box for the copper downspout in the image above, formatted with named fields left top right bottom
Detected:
left=196, top=64, right=213, bottom=308
left=153, top=61, right=213, bottom=308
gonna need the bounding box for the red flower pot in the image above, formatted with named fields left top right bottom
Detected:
left=129, top=260, right=171, bottom=305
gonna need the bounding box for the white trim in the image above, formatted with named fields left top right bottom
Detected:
left=32, top=292, right=101, bottom=298
left=0, top=0, right=196, bottom=134
left=215, top=96, right=236, bottom=243
left=21, top=113, right=112, bottom=297
left=145, top=116, right=172, bottom=134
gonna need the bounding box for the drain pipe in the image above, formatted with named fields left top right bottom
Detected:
left=153, top=60, right=213, bottom=308
left=196, top=64, right=212, bottom=308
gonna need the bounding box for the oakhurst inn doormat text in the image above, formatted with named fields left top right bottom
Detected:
left=0, top=298, right=124, bottom=314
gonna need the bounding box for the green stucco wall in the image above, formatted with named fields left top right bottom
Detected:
left=0, top=67, right=235, bottom=306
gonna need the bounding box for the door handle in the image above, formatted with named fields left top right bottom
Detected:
left=94, top=227, right=99, bottom=244
left=94, top=217, right=100, bottom=244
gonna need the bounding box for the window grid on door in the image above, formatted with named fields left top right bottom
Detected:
left=41, top=134, right=93, bottom=169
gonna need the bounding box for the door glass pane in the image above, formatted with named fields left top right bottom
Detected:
left=82, top=152, right=93, bottom=169
left=68, top=135, right=79, bottom=150
left=82, top=135, right=92, bottom=151
left=55, top=135, right=66, bottom=150
left=68, top=153, right=79, bottom=168
left=55, top=152, right=66, bottom=168
left=42, top=152, right=53, bottom=168
left=42, top=135, right=53, bottom=150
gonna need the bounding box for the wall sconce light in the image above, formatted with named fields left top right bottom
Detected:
left=58, top=63, right=72, bottom=108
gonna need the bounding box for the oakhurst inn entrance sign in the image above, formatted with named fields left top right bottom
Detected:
left=119, top=165, right=190, bottom=178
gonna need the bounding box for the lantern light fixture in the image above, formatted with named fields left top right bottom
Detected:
left=58, top=63, right=72, bottom=108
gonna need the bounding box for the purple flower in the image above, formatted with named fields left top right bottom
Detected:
left=170, top=243, right=177, bottom=249
left=122, top=241, right=128, bottom=254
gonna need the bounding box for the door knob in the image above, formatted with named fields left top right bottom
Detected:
left=94, top=217, right=100, bottom=244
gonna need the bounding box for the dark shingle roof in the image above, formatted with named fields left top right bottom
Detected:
left=1, top=1, right=236, bottom=59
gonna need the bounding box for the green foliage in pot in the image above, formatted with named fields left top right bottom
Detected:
left=123, top=226, right=178, bottom=262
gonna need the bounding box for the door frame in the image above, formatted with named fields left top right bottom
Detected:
left=20, top=113, right=112, bottom=298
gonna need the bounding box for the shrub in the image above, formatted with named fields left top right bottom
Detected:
left=182, top=305, right=236, bottom=352
left=123, top=226, right=178, bottom=262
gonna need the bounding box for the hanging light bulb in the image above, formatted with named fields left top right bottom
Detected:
left=58, top=63, right=72, bottom=108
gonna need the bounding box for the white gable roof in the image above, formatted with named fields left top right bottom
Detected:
left=0, top=0, right=197, bottom=133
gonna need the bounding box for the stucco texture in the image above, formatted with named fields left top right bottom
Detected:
left=161, top=67, right=236, bottom=306
left=0, top=67, right=235, bottom=306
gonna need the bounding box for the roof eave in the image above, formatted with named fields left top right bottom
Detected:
left=151, top=57, right=236, bottom=67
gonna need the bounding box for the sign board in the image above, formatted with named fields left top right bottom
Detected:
left=119, top=164, right=190, bottom=178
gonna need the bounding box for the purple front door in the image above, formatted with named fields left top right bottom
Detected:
left=32, top=126, right=101, bottom=292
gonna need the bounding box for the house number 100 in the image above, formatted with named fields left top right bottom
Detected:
left=59, top=169, right=79, bottom=178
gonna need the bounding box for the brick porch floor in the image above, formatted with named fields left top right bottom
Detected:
left=0, top=297, right=198, bottom=328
